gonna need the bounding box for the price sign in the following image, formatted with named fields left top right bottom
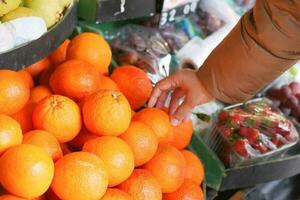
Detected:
left=159, top=0, right=200, bottom=27
left=79, top=0, right=156, bottom=23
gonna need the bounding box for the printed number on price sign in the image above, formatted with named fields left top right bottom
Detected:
left=160, top=1, right=198, bottom=27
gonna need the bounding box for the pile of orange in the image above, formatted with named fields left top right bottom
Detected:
left=0, top=32, right=205, bottom=200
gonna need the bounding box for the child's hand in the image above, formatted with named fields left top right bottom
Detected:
left=148, top=69, right=214, bottom=126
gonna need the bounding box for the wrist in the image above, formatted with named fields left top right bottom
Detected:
left=196, top=68, right=215, bottom=103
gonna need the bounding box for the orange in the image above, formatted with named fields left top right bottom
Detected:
left=0, top=70, right=30, bottom=115
left=100, top=189, right=132, bottom=200
left=120, top=121, right=158, bottom=167
left=111, top=65, right=152, bottom=110
left=25, top=57, right=51, bottom=77
left=50, top=60, right=101, bottom=101
left=0, top=144, right=54, bottom=199
left=0, top=194, right=45, bottom=200
left=181, top=150, right=204, bottom=185
left=82, top=90, right=131, bottom=136
left=163, top=180, right=204, bottom=200
left=60, top=143, right=73, bottom=155
left=118, top=169, right=162, bottom=200
left=0, top=194, right=26, bottom=200
left=171, top=120, right=193, bottom=150
left=67, top=32, right=112, bottom=75
left=0, top=115, right=22, bottom=155
left=68, top=126, right=98, bottom=150
left=32, top=95, right=82, bottom=143
left=23, top=130, right=63, bottom=161
left=131, top=110, right=135, bottom=118
left=30, top=86, right=52, bottom=104
left=51, top=152, right=108, bottom=200
left=18, top=70, right=34, bottom=89
left=143, top=145, right=185, bottom=193
left=133, top=108, right=173, bottom=145
left=98, top=75, right=119, bottom=91
left=83, top=136, right=134, bottom=187
left=11, top=102, right=35, bottom=133
left=38, top=66, right=56, bottom=87
left=49, top=39, right=70, bottom=65
left=34, top=196, right=45, bottom=200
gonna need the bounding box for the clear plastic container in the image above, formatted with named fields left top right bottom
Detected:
left=204, top=98, right=299, bottom=167
left=109, top=24, right=172, bottom=85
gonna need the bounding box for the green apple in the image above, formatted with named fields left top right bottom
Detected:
left=1, top=7, right=37, bottom=22
left=0, top=0, right=21, bottom=17
left=24, top=0, right=63, bottom=28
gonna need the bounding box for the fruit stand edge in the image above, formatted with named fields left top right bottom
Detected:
left=188, top=133, right=227, bottom=191
left=220, top=152, right=300, bottom=191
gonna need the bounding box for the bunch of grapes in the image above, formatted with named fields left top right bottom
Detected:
left=266, top=82, right=300, bottom=120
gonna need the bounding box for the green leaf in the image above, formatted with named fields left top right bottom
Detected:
left=244, top=117, right=256, bottom=128
left=195, top=113, right=211, bottom=122
left=224, top=119, right=239, bottom=129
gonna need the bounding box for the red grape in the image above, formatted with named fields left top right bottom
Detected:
left=295, top=93, right=300, bottom=102
left=281, top=85, right=292, bottom=99
left=266, top=88, right=281, bottom=99
left=286, top=96, right=299, bottom=109
left=289, top=82, right=300, bottom=94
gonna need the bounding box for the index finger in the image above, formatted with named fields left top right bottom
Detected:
left=148, top=77, right=174, bottom=108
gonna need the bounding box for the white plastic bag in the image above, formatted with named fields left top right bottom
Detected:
left=177, top=0, right=240, bottom=68
left=0, top=17, right=47, bottom=53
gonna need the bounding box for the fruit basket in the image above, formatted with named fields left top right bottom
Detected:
left=0, top=3, right=77, bottom=71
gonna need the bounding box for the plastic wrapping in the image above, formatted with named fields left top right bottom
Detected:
left=0, top=17, right=47, bottom=53
left=226, top=0, right=256, bottom=15
left=109, top=25, right=172, bottom=84
left=159, top=24, right=190, bottom=53
left=189, top=7, right=226, bottom=38
left=158, top=3, right=227, bottom=53
left=266, top=81, right=300, bottom=131
left=212, top=98, right=298, bottom=167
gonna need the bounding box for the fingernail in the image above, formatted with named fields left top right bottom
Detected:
left=171, top=118, right=179, bottom=126
left=183, top=115, right=191, bottom=122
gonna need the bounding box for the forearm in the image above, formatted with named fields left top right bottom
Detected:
left=197, top=0, right=300, bottom=103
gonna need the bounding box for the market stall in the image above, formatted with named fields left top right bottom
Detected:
left=0, top=0, right=299, bottom=199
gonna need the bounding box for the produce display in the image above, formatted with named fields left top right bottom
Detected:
left=0, top=32, right=204, bottom=200
left=266, top=81, right=300, bottom=122
left=216, top=99, right=299, bottom=166
left=1, top=0, right=299, bottom=198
